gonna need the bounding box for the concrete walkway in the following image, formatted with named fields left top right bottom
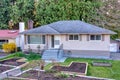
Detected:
left=0, top=67, right=22, bottom=79
left=110, top=52, right=120, bottom=60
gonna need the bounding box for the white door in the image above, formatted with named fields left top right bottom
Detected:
left=110, top=43, right=118, bottom=52
left=54, top=35, right=61, bottom=48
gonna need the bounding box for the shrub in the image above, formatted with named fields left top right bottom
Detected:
left=45, top=69, right=58, bottom=73
left=25, top=52, right=41, bottom=61
left=15, top=52, right=26, bottom=57
left=17, top=47, right=22, bottom=51
left=2, top=43, right=17, bottom=53
left=55, top=72, right=70, bottom=78
left=0, top=45, right=2, bottom=49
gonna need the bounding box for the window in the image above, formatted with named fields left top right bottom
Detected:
left=90, top=35, right=101, bottom=40
left=0, top=40, right=8, bottom=45
left=69, top=35, right=79, bottom=40
left=28, top=35, right=45, bottom=44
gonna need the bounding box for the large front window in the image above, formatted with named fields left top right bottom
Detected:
left=90, top=35, right=101, bottom=40
left=28, top=35, right=45, bottom=44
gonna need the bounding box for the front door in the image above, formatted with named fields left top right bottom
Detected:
left=51, top=35, right=54, bottom=48
left=51, top=35, right=60, bottom=48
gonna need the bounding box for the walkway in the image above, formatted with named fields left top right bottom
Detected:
left=110, top=52, right=120, bottom=60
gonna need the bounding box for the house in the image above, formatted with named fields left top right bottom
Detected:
left=0, top=30, right=19, bottom=47
left=110, top=39, right=120, bottom=52
left=21, top=20, right=116, bottom=60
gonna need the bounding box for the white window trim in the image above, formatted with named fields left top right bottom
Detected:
left=27, top=35, right=45, bottom=44
left=68, top=35, right=80, bottom=41
left=89, top=35, right=102, bottom=41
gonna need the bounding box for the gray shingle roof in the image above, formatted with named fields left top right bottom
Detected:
left=21, top=20, right=116, bottom=34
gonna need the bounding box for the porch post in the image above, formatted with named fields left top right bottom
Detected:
left=46, top=34, right=48, bottom=49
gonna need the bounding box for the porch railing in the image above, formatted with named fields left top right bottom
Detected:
left=41, top=45, right=48, bottom=56
left=57, top=44, right=63, bottom=59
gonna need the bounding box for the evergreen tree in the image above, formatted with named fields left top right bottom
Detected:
left=0, top=0, right=11, bottom=29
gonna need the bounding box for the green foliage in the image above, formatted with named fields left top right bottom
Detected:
left=0, top=45, right=2, bottom=49
left=72, top=73, right=77, bottom=78
left=25, top=52, right=41, bottom=61
left=35, top=0, right=101, bottom=26
left=14, top=52, right=26, bottom=57
left=10, top=0, right=35, bottom=24
left=0, top=0, right=11, bottom=29
left=56, top=72, right=70, bottom=78
left=0, top=52, right=41, bottom=62
left=45, top=69, right=58, bottom=73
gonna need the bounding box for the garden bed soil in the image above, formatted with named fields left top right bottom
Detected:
left=18, top=70, right=105, bottom=80
left=51, top=62, right=87, bottom=75
left=0, top=58, right=26, bottom=66
left=0, top=65, right=13, bottom=73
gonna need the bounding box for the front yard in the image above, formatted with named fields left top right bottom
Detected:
left=45, top=58, right=120, bottom=80
left=0, top=52, right=120, bottom=80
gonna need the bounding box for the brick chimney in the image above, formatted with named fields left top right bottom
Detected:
left=28, top=20, right=34, bottom=29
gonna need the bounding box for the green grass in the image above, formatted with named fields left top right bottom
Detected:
left=0, top=52, right=41, bottom=61
left=45, top=58, right=120, bottom=80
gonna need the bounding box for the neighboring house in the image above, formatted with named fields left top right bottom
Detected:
left=110, top=39, right=120, bottom=52
left=21, top=20, right=116, bottom=60
left=0, top=30, right=19, bottom=47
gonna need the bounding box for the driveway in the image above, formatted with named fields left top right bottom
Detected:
left=110, top=52, right=120, bottom=60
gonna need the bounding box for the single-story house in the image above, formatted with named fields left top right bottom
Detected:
left=0, top=30, right=19, bottom=47
left=21, top=20, right=116, bottom=60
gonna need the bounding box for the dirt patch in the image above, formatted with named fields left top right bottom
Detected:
left=0, top=58, right=25, bottom=66
left=18, top=70, right=105, bottom=80
left=0, top=65, right=13, bottom=73
left=51, top=62, right=87, bottom=75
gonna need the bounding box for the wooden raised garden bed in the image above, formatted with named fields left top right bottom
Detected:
left=14, top=69, right=105, bottom=80
left=92, top=61, right=112, bottom=67
left=51, top=62, right=88, bottom=76
left=0, top=65, right=13, bottom=73
left=0, top=58, right=28, bottom=67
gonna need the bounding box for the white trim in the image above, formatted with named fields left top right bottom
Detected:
left=26, top=35, right=46, bottom=44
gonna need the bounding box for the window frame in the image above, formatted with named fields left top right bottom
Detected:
left=69, top=35, right=79, bottom=40
left=27, top=35, right=45, bottom=44
left=90, top=35, right=102, bottom=41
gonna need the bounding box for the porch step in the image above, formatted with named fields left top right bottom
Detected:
left=42, top=49, right=64, bottom=61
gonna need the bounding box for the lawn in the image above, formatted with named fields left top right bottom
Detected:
left=1, top=53, right=120, bottom=80
left=45, top=58, right=120, bottom=80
